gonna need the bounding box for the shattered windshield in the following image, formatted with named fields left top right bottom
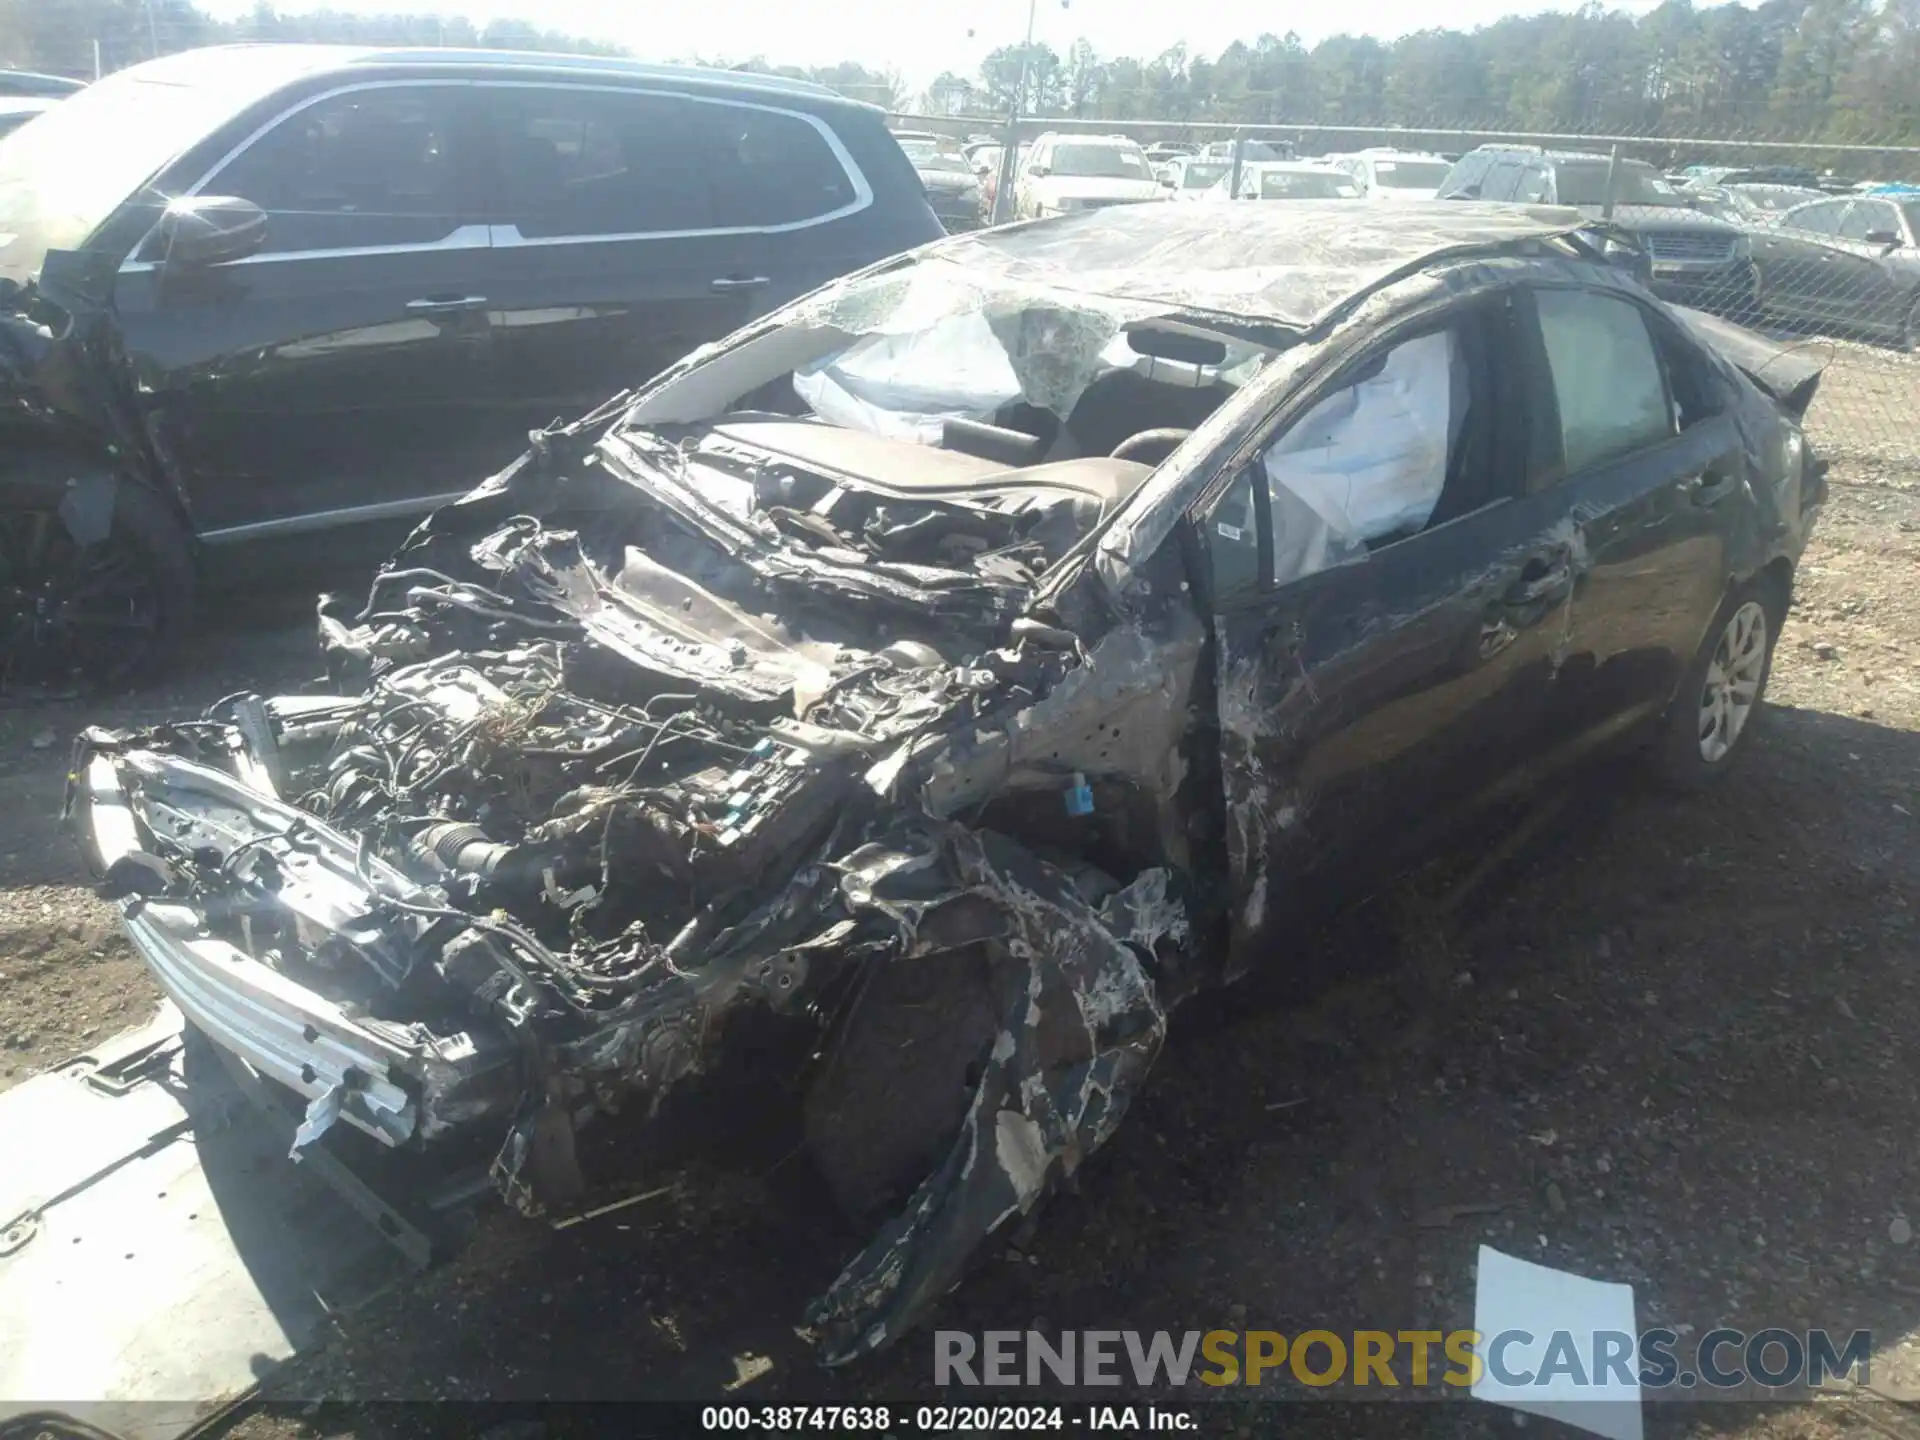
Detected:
left=674, top=251, right=1272, bottom=452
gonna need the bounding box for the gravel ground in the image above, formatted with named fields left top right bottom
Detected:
left=2, top=466, right=1916, bottom=1440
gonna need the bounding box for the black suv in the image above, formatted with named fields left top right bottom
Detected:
left=1438, top=145, right=1753, bottom=311
left=0, top=45, right=941, bottom=692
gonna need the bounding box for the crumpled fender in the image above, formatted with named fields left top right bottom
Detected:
left=793, top=820, right=1184, bottom=1363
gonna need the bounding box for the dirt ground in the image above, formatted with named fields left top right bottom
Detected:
left=2, top=463, right=1918, bottom=1439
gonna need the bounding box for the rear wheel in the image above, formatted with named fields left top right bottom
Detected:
left=1901, top=290, right=1920, bottom=354
left=0, top=467, right=194, bottom=697
left=1651, top=578, right=1782, bottom=789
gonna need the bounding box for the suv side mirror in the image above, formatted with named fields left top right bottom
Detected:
left=153, top=195, right=267, bottom=268
left=1864, top=228, right=1900, bottom=248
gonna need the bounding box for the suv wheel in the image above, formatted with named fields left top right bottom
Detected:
left=1651, top=577, right=1783, bottom=789
left=0, top=470, right=194, bottom=697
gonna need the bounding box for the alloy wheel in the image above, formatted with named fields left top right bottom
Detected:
left=1697, top=599, right=1769, bottom=764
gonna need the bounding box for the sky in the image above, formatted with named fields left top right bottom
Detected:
left=197, top=0, right=1672, bottom=93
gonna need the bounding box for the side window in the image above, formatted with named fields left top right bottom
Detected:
left=1512, top=164, right=1550, bottom=203
left=493, top=88, right=856, bottom=239
left=711, top=105, right=858, bottom=227
left=1479, top=160, right=1520, bottom=202
left=1786, top=201, right=1842, bottom=236
left=1234, top=326, right=1479, bottom=586
left=212, top=87, right=460, bottom=254
left=1534, top=290, right=1674, bottom=474
left=1840, top=200, right=1896, bottom=241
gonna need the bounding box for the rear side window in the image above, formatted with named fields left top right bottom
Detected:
left=1785, top=200, right=1844, bottom=236
left=1535, top=290, right=1673, bottom=473
left=1839, top=200, right=1897, bottom=241
left=212, top=86, right=461, bottom=253
left=491, top=87, right=858, bottom=239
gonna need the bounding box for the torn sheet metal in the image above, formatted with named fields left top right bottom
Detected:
left=800, top=825, right=1179, bottom=1363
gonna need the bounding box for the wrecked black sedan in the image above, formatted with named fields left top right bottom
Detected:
left=69, top=202, right=1825, bottom=1363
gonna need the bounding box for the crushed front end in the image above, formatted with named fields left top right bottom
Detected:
left=67, top=401, right=1204, bottom=1361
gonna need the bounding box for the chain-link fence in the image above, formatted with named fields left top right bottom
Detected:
left=896, top=113, right=1920, bottom=474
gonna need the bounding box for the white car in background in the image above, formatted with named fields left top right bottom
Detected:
left=1207, top=160, right=1362, bottom=202
left=1326, top=148, right=1454, bottom=201
left=1154, top=155, right=1232, bottom=201
left=1014, top=133, right=1162, bottom=217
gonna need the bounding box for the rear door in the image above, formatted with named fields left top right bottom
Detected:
left=1831, top=197, right=1911, bottom=328
left=475, top=83, right=874, bottom=431
left=113, top=81, right=501, bottom=544
left=1202, top=294, right=1578, bottom=968
left=1519, top=285, right=1741, bottom=763
left=1754, top=198, right=1849, bottom=322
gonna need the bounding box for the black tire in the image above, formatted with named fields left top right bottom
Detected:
left=0, top=461, right=195, bottom=697
left=1650, top=575, right=1784, bottom=791
left=1902, top=290, right=1920, bottom=354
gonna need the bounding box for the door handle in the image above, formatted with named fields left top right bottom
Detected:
left=406, top=295, right=489, bottom=314
left=710, top=275, right=771, bottom=293
left=1502, top=553, right=1572, bottom=607
left=1689, top=470, right=1739, bottom=507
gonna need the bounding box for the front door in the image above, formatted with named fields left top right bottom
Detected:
left=113, top=82, right=503, bottom=546
left=1203, top=297, right=1574, bottom=972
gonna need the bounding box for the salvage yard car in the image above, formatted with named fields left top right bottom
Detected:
left=70, top=203, right=1826, bottom=1365
left=1439, top=146, right=1755, bottom=313
left=0, top=44, right=941, bottom=693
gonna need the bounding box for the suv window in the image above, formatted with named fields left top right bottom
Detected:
left=212, top=86, right=461, bottom=254
left=1784, top=200, right=1845, bottom=236
left=493, top=87, right=858, bottom=239
left=1535, top=290, right=1673, bottom=473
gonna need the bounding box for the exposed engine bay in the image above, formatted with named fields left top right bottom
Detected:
left=68, top=366, right=1212, bottom=1360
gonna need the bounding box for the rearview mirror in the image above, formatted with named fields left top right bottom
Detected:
left=152, top=195, right=267, bottom=268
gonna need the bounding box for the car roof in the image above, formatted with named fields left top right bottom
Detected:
left=941, top=200, right=1590, bottom=330
left=119, top=44, right=857, bottom=108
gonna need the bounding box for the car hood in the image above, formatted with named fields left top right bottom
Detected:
left=1032, top=175, right=1164, bottom=203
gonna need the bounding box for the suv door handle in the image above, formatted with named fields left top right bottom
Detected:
left=406, top=295, right=489, bottom=314
left=710, top=276, right=771, bottom=292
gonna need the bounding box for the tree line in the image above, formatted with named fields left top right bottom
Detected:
left=936, top=0, right=1918, bottom=146
left=2, top=0, right=1915, bottom=147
